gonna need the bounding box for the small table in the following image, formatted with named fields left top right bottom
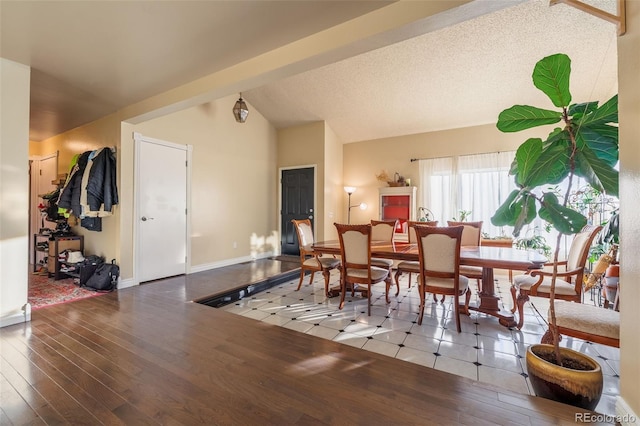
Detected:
left=312, top=240, right=547, bottom=328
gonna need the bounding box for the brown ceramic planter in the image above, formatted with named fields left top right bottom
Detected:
left=526, top=344, right=603, bottom=411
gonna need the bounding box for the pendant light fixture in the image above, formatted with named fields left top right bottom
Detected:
left=232, top=93, right=249, bottom=123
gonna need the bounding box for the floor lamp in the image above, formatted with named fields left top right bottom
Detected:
left=344, top=186, right=367, bottom=224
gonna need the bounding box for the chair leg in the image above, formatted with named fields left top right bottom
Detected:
left=392, top=268, right=399, bottom=296
left=385, top=276, right=391, bottom=304
left=367, top=283, right=372, bottom=316
left=408, top=272, right=412, bottom=288
left=322, top=269, right=331, bottom=297
left=308, top=271, right=315, bottom=285
left=510, top=285, right=517, bottom=314
left=464, top=288, right=471, bottom=316
left=516, top=291, right=529, bottom=330
left=339, top=276, right=347, bottom=310
left=454, top=292, right=461, bottom=333
left=394, top=269, right=402, bottom=289
left=432, top=293, right=438, bottom=303
left=296, top=269, right=305, bottom=291
left=418, top=280, right=426, bottom=325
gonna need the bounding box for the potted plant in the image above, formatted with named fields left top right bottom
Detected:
left=491, top=53, right=618, bottom=409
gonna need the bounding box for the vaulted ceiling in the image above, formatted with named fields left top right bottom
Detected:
left=0, top=0, right=618, bottom=144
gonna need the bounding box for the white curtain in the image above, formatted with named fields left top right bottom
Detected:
left=419, top=152, right=516, bottom=237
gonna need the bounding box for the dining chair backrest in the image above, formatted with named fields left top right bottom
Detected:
left=447, top=221, right=482, bottom=247
left=416, top=225, right=463, bottom=277
left=371, top=220, right=398, bottom=242
left=335, top=223, right=372, bottom=271
left=566, top=225, right=603, bottom=271
left=292, top=219, right=316, bottom=259
left=407, top=220, right=438, bottom=243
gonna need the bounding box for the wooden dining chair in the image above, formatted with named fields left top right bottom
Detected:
left=291, top=219, right=341, bottom=296
left=447, top=220, right=483, bottom=295
left=415, top=225, right=470, bottom=332
left=335, top=223, right=392, bottom=316
left=370, top=219, right=400, bottom=296
left=394, top=221, right=438, bottom=290
left=511, top=224, right=602, bottom=329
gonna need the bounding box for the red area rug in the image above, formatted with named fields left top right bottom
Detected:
left=29, top=272, right=105, bottom=310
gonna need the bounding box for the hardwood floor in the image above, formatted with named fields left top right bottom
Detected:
left=1, top=258, right=609, bottom=425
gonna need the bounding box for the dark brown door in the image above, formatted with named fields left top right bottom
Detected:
left=281, top=167, right=314, bottom=256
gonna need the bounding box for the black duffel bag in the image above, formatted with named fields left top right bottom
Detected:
left=83, top=259, right=119, bottom=292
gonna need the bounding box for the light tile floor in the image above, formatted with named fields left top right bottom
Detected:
left=221, top=270, right=619, bottom=417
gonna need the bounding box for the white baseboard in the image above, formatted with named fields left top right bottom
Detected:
left=0, top=303, right=31, bottom=328
left=117, top=277, right=136, bottom=289
left=617, top=397, right=639, bottom=426
left=190, top=251, right=275, bottom=274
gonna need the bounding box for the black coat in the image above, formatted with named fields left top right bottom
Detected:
left=86, top=148, right=118, bottom=214
left=57, top=151, right=91, bottom=216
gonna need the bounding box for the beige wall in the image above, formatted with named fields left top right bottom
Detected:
left=618, top=0, right=640, bottom=418
left=0, top=59, right=30, bottom=325
left=125, top=94, right=278, bottom=274
left=277, top=121, right=325, bottom=237
left=30, top=114, right=122, bottom=265
left=323, top=123, right=343, bottom=240
left=343, top=123, right=542, bottom=224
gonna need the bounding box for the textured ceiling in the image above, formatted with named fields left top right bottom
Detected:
left=0, top=0, right=619, bottom=143
left=246, top=0, right=619, bottom=143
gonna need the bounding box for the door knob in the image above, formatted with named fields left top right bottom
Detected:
left=141, top=216, right=154, bottom=221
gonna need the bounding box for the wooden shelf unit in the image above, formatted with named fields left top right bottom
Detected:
left=379, top=186, right=417, bottom=242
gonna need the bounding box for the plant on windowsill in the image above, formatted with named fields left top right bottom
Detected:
left=491, top=53, right=618, bottom=410
left=513, top=224, right=553, bottom=258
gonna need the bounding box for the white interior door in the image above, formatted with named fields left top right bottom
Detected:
left=29, top=152, right=58, bottom=264
left=135, top=134, right=189, bottom=283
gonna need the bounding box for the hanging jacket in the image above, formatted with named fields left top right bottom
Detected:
left=85, top=148, right=118, bottom=216
left=57, top=151, right=91, bottom=217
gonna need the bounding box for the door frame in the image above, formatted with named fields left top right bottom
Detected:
left=28, top=151, right=58, bottom=264
left=133, top=132, right=192, bottom=286
left=278, top=164, right=317, bottom=255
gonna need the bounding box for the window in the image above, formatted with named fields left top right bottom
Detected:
left=418, top=152, right=515, bottom=237
left=419, top=152, right=619, bottom=257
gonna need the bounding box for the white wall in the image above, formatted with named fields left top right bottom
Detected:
left=0, top=59, right=31, bottom=326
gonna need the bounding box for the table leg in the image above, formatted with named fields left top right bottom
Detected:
left=465, top=266, right=517, bottom=328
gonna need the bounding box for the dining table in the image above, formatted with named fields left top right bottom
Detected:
left=311, top=240, right=547, bottom=328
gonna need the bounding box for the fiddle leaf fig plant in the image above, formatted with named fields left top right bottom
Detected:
left=491, top=53, right=618, bottom=363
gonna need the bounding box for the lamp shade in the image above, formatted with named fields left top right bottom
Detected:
left=344, top=186, right=356, bottom=194
left=233, top=94, right=249, bottom=123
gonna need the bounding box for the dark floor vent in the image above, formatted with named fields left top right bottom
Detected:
left=197, top=269, right=299, bottom=308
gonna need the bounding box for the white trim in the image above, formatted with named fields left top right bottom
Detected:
left=616, top=397, right=639, bottom=426
left=132, top=132, right=192, bottom=285
left=190, top=251, right=276, bottom=274
left=117, top=277, right=136, bottom=290
left=278, top=165, right=317, bottom=255
left=0, top=303, right=31, bottom=328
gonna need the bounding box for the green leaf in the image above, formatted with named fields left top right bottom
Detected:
left=533, top=54, right=572, bottom=108
left=577, top=94, right=618, bottom=127
left=577, top=126, right=618, bottom=166
left=539, top=192, right=587, bottom=234
left=568, top=101, right=598, bottom=117
left=497, top=105, right=562, bottom=133
left=513, top=193, right=537, bottom=236
left=575, top=148, right=619, bottom=196
left=491, top=190, right=537, bottom=237
left=514, top=138, right=542, bottom=186
left=522, top=142, right=571, bottom=187
left=491, top=190, right=521, bottom=227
